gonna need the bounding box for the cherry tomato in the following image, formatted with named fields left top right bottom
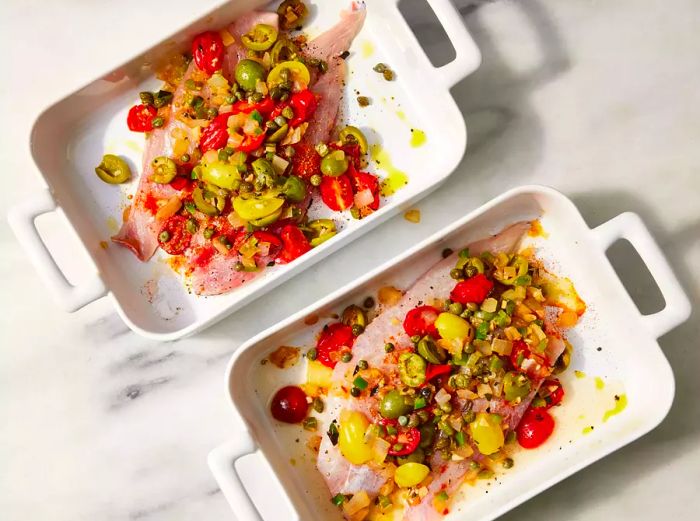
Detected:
left=277, top=223, right=311, bottom=264
left=316, top=323, right=355, bottom=368
left=253, top=230, right=283, bottom=258
left=539, top=379, right=565, bottom=408
left=290, top=142, right=320, bottom=179
left=387, top=427, right=421, bottom=456
left=270, top=385, right=308, bottom=423
left=169, top=176, right=191, bottom=191
left=158, top=215, right=192, bottom=255
left=192, top=31, right=224, bottom=75
left=237, top=132, right=266, bottom=153
left=127, top=104, right=157, bottom=132
left=510, top=339, right=548, bottom=378
left=450, top=273, right=494, bottom=304
left=516, top=408, right=555, bottom=449
left=320, top=174, right=353, bottom=211
left=232, top=97, right=275, bottom=116
left=348, top=169, right=380, bottom=210
left=425, top=364, right=452, bottom=382
left=199, top=112, right=231, bottom=153
left=288, top=89, right=318, bottom=127
left=403, top=305, right=440, bottom=337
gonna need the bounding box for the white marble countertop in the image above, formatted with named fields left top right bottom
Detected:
left=2, top=0, right=699, bottom=519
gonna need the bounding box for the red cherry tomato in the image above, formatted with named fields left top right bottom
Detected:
left=320, top=174, right=354, bottom=211
left=276, top=224, right=311, bottom=264
left=290, top=142, right=320, bottom=179
left=199, top=112, right=231, bottom=153
left=270, top=385, right=308, bottom=423
left=192, top=31, right=224, bottom=75
left=539, top=379, right=565, bottom=408
left=509, top=340, right=531, bottom=371
left=127, top=104, right=157, bottom=132
left=232, top=97, right=275, bottom=116
left=237, top=132, right=266, bottom=153
left=169, top=176, right=191, bottom=191
left=516, top=408, right=555, bottom=449
left=387, top=427, right=421, bottom=456
left=158, top=215, right=192, bottom=255
left=253, top=230, right=283, bottom=258
left=288, top=89, right=318, bottom=127
left=425, top=364, right=452, bottom=382
left=450, top=273, right=494, bottom=304
left=348, top=169, right=380, bottom=210
left=316, top=323, right=355, bottom=368
left=510, top=339, right=549, bottom=378
left=403, top=305, right=440, bottom=337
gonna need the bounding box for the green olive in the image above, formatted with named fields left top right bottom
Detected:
left=249, top=206, right=283, bottom=227
left=379, top=390, right=413, bottom=419
left=320, top=150, right=349, bottom=176
left=341, top=305, right=367, bottom=329
left=151, top=156, right=177, bottom=184
left=281, top=175, right=306, bottom=202
left=308, top=219, right=336, bottom=247
left=503, top=371, right=531, bottom=402
left=241, top=24, right=278, bottom=51
left=418, top=424, right=435, bottom=449
left=232, top=193, right=285, bottom=220
left=192, top=185, right=226, bottom=216
left=339, top=126, right=368, bottom=154
left=270, top=38, right=299, bottom=66
left=398, top=352, right=427, bottom=388
left=277, top=0, right=309, bottom=31
left=553, top=340, right=573, bottom=375
left=235, top=59, right=266, bottom=92
left=397, top=447, right=425, bottom=465
left=417, top=337, right=447, bottom=364
left=95, top=154, right=131, bottom=184
left=267, top=123, right=289, bottom=143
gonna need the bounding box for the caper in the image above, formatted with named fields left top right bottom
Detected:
left=307, top=347, right=317, bottom=361
left=358, top=359, right=368, bottom=370
left=159, top=231, right=170, bottom=242
left=398, top=415, right=408, bottom=427
left=448, top=302, right=464, bottom=315
left=462, top=410, right=476, bottom=423
left=502, top=457, right=514, bottom=469
left=363, top=296, right=375, bottom=308
left=350, top=387, right=361, bottom=397
left=139, top=91, right=154, bottom=106
left=450, top=268, right=464, bottom=280
left=309, top=174, right=322, bottom=186
left=373, top=63, right=387, bottom=73
left=313, top=397, right=324, bottom=413
left=384, top=342, right=395, bottom=353
left=151, top=116, right=165, bottom=128
left=341, top=352, right=353, bottom=363
left=352, top=324, right=364, bottom=336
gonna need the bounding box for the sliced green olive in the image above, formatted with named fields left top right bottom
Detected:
left=320, top=150, right=349, bottom=176
left=417, top=337, right=447, bottom=364
left=232, top=193, right=285, bottom=220
left=308, top=219, right=336, bottom=247
left=398, top=352, right=427, bottom=388
left=281, top=175, right=306, bottom=202
left=193, top=185, right=225, bottom=216
left=379, top=390, right=413, bottom=419
left=94, top=154, right=131, bottom=184
left=151, top=156, right=177, bottom=184
left=503, top=371, right=531, bottom=402
left=267, top=61, right=310, bottom=91
left=270, top=38, right=299, bottom=66
left=553, top=340, right=573, bottom=375
left=235, top=59, right=266, bottom=92
left=267, top=123, right=289, bottom=143
left=341, top=305, right=367, bottom=329
left=339, top=126, right=368, bottom=153
left=252, top=158, right=278, bottom=190
left=249, top=206, right=283, bottom=227
left=200, top=161, right=241, bottom=190
left=277, top=0, right=309, bottom=31
left=241, top=24, right=278, bottom=51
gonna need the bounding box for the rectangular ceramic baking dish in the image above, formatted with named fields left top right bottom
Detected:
left=7, top=0, right=480, bottom=340
left=208, top=185, right=690, bottom=521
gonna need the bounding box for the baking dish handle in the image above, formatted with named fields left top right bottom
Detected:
left=592, top=212, right=691, bottom=338
left=208, top=434, right=265, bottom=521
left=425, top=0, right=482, bottom=88
left=7, top=188, right=106, bottom=312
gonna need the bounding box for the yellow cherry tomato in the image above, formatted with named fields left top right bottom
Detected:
left=267, top=60, right=310, bottom=91
left=435, top=312, right=472, bottom=341
left=469, top=412, right=504, bottom=455
left=338, top=410, right=372, bottom=465
left=232, top=194, right=285, bottom=220
left=394, top=462, right=430, bottom=488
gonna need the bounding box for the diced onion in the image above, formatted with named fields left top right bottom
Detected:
left=343, top=490, right=370, bottom=516
left=371, top=438, right=391, bottom=464
left=271, top=154, right=289, bottom=175
left=354, top=189, right=374, bottom=208
left=492, top=338, right=513, bottom=356
left=435, top=388, right=451, bottom=406
left=477, top=383, right=492, bottom=398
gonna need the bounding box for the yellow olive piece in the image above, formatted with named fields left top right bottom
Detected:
left=151, top=156, right=177, bottom=184
left=320, top=150, right=349, bottom=176
left=339, top=126, right=368, bottom=154
left=267, top=61, right=310, bottom=91
left=338, top=410, right=372, bottom=465
left=95, top=154, right=131, bottom=184
left=270, top=38, right=299, bottom=66
left=435, top=312, right=472, bottom=341
left=200, top=161, right=241, bottom=191
left=232, top=194, right=285, bottom=221
left=394, top=463, right=430, bottom=488
left=469, top=412, right=504, bottom=455
left=241, top=24, right=278, bottom=51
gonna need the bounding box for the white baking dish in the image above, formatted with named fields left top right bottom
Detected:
left=7, top=0, right=480, bottom=340
left=208, top=185, right=690, bottom=521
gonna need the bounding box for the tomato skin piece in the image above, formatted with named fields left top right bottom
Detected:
left=237, top=132, right=266, bottom=153
left=387, top=427, right=421, bottom=456
left=290, top=142, right=320, bottom=179
left=158, top=215, right=192, bottom=255
left=425, top=364, right=451, bottom=382
left=200, top=112, right=231, bottom=153
left=316, top=323, right=355, bottom=368
left=516, top=408, right=555, bottom=449
left=253, top=230, right=283, bottom=258
left=539, top=379, right=565, bottom=408
left=288, top=89, right=318, bottom=127
left=403, top=305, right=440, bottom=337
left=169, top=176, right=191, bottom=191
left=127, top=104, right=157, bottom=132
left=270, top=385, right=308, bottom=423
left=232, top=97, right=275, bottom=116
left=192, top=31, right=224, bottom=75
left=277, top=224, right=311, bottom=264
left=320, top=174, right=354, bottom=211
left=450, top=273, right=494, bottom=304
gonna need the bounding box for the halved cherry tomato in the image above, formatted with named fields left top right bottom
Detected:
left=127, top=104, right=157, bottom=132
left=253, top=230, right=283, bottom=258
left=288, top=89, right=318, bottom=127
left=539, top=379, right=565, bottom=408
left=277, top=223, right=311, bottom=264
left=450, top=273, right=494, bottom=304
left=232, top=97, right=275, bottom=116
left=320, top=174, right=353, bottom=211
left=290, top=142, right=320, bottom=179
left=199, top=112, right=231, bottom=153
left=387, top=427, right=421, bottom=456
left=403, top=305, right=440, bottom=338
left=158, top=215, right=192, bottom=255
left=349, top=169, right=380, bottom=210
left=516, top=408, right=555, bottom=449
left=270, top=385, right=308, bottom=424
left=237, top=132, right=266, bottom=153
left=425, top=364, right=452, bottom=382
left=316, top=322, right=355, bottom=368
left=192, top=31, right=224, bottom=75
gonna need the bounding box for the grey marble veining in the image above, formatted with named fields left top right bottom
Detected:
left=2, top=0, right=699, bottom=520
